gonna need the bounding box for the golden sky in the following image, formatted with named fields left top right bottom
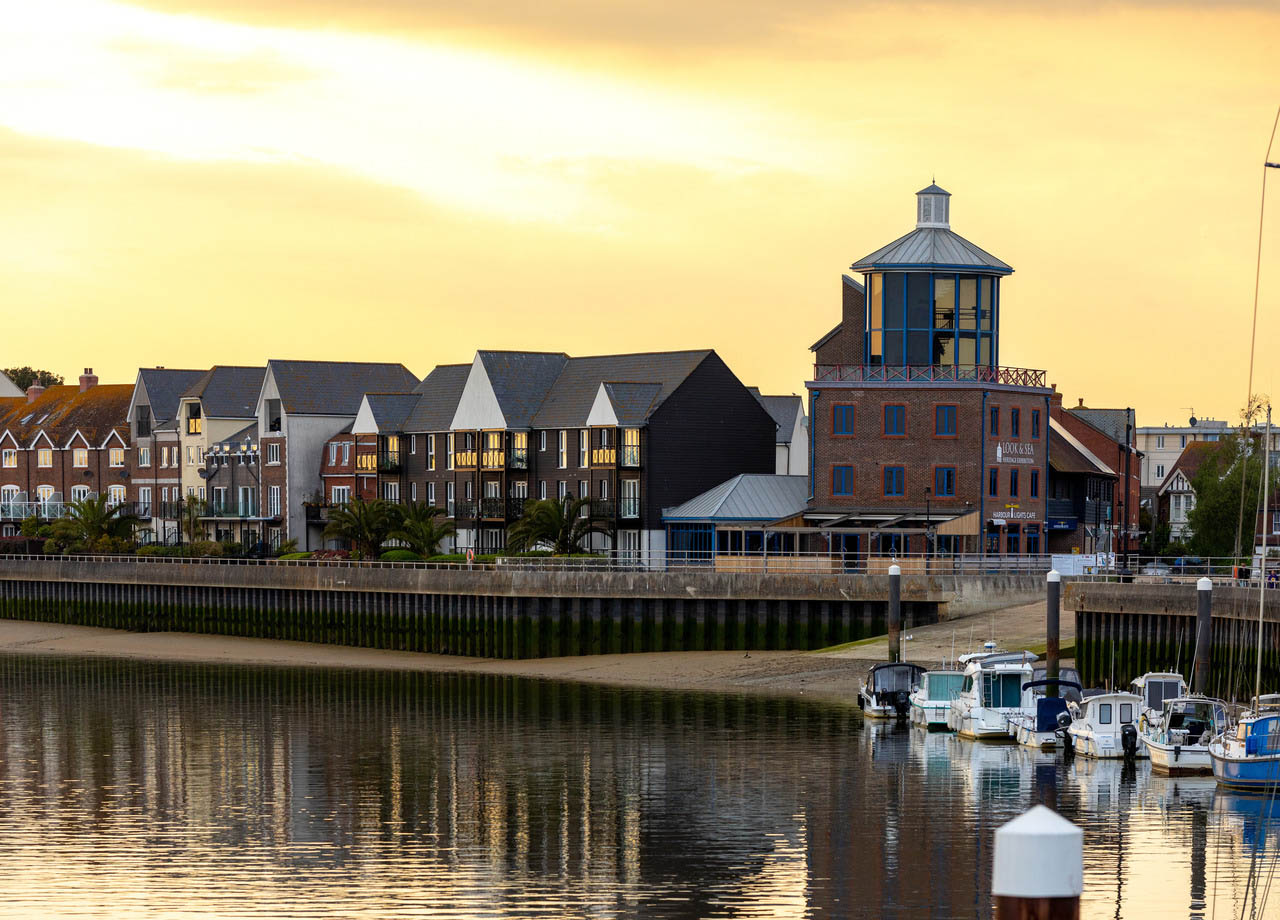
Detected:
left=2, top=0, right=1277, bottom=425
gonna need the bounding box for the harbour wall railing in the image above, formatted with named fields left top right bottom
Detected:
left=0, top=557, right=1045, bottom=659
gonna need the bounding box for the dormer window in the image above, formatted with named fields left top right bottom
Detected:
left=266, top=399, right=282, bottom=433
left=187, top=404, right=202, bottom=435
left=137, top=405, right=152, bottom=438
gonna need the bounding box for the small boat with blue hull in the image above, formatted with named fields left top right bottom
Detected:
left=1210, top=709, right=1280, bottom=790
left=1007, top=678, right=1083, bottom=750
left=908, top=670, right=963, bottom=731
left=1142, top=696, right=1229, bottom=775
left=858, top=662, right=926, bottom=720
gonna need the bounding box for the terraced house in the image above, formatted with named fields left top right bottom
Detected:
left=0, top=371, right=133, bottom=535
left=126, top=366, right=206, bottom=543
left=315, top=349, right=776, bottom=558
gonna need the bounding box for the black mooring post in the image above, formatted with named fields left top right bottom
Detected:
left=1193, top=576, right=1212, bottom=694
left=1046, top=570, right=1061, bottom=697
left=888, top=563, right=901, bottom=663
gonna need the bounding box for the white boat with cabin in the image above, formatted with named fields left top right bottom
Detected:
left=1006, top=674, right=1082, bottom=750
left=908, top=670, right=964, bottom=731
left=1066, top=691, right=1143, bottom=759
left=1141, top=696, right=1229, bottom=775
left=947, top=651, right=1036, bottom=741
left=1130, top=672, right=1188, bottom=727
left=858, top=662, right=926, bottom=720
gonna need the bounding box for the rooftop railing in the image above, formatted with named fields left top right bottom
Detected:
left=813, top=364, right=1048, bottom=388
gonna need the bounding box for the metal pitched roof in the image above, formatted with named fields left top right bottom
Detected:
left=406, top=364, right=470, bottom=432
left=267, top=360, right=418, bottom=416
left=364, top=393, right=419, bottom=432
left=917, top=183, right=951, bottom=196
left=477, top=351, right=569, bottom=430
left=850, top=227, right=1012, bottom=275
left=183, top=366, right=265, bottom=419
left=532, top=350, right=712, bottom=429
left=1049, top=418, right=1115, bottom=477
left=663, top=474, right=810, bottom=522
left=138, top=368, right=206, bottom=423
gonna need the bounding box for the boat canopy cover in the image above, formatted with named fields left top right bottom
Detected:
left=870, top=663, right=926, bottom=692
left=1034, top=696, right=1071, bottom=733
left=1024, top=676, right=1083, bottom=703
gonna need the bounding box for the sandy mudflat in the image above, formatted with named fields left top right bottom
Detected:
left=0, top=599, right=1069, bottom=700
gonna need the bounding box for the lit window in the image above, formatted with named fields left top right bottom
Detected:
left=73, top=448, right=88, bottom=467
left=427, top=435, right=436, bottom=470
left=109, top=447, right=124, bottom=467
left=0, top=450, right=14, bottom=468
left=558, top=431, right=567, bottom=468
left=139, top=447, right=151, bottom=467
left=37, top=449, right=52, bottom=468
left=579, top=429, right=588, bottom=468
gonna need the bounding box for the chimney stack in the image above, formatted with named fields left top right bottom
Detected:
left=1076, top=397, right=1085, bottom=409
left=79, top=368, right=98, bottom=393
left=25, top=385, right=44, bottom=403
left=1048, top=383, right=1063, bottom=413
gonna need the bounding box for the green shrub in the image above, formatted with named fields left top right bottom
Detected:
left=277, top=552, right=313, bottom=561
left=426, top=553, right=467, bottom=563
left=220, top=542, right=244, bottom=556
left=187, top=540, right=223, bottom=558
left=137, top=544, right=180, bottom=557
left=380, top=549, right=422, bottom=562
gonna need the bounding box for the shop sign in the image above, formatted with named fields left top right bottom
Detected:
left=995, top=442, right=1037, bottom=465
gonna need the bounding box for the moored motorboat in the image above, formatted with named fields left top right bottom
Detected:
left=909, top=670, right=964, bottom=731
left=1142, top=696, right=1229, bottom=775
left=948, top=651, right=1036, bottom=741
left=1209, top=707, right=1280, bottom=790
left=1007, top=677, right=1082, bottom=750
left=858, top=662, right=926, bottom=720
left=1131, top=672, right=1189, bottom=726
left=1066, top=691, right=1143, bottom=759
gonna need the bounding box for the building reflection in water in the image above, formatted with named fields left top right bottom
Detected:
left=0, top=654, right=1275, bottom=919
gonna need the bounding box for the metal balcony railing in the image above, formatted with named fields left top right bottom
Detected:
left=455, top=500, right=477, bottom=519
left=508, top=449, right=528, bottom=470
left=812, top=363, right=1048, bottom=388
left=481, top=450, right=505, bottom=470
left=454, top=451, right=477, bottom=469
left=480, top=498, right=505, bottom=519
left=591, top=499, right=615, bottom=519
left=203, top=502, right=260, bottom=519
left=620, top=497, right=640, bottom=519
left=619, top=445, right=640, bottom=468
left=592, top=447, right=616, bottom=466
left=378, top=451, right=401, bottom=473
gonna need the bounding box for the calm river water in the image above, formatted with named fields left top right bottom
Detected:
left=0, top=653, right=1276, bottom=919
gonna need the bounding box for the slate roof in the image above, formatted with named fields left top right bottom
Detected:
left=601, top=382, right=665, bottom=426
left=1158, top=441, right=1218, bottom=495
left=364, top=393, right=420, bottom=432
left=267, top=360, right=418, bottom=416
left=754, top=394, right=803, bottom=444
left=138, top=368, right=206, bottom=423
left=406, top=364, right=471, bottom=432
left=663, top=474, right=810, bottom=522
left=1049, top=419, right=1115, bottom=477
left=1066, top=406, right=1135, bottom=446
left=476, top=352, right=569, bottom=430
left=184, top=366, right=265, bottom=419
left=0, top=384, right=132, bottom=447
left=850, top=228, right=1012, bottom=275
left=531, top=350, right=712, bottom=429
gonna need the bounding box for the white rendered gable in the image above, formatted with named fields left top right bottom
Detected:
left=585, top=384, right=619, bottom=427
left=352, top=396, right=379, bottom=434
left=449, top=355, right=506, bottom=430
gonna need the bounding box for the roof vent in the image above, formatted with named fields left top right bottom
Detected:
left=916, top=183, right=951, bottom=229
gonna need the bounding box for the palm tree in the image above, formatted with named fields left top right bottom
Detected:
left=66, top=494, right=137, bottom=545
left=506, top=496, right=607, bottom=555
left=389, top=502, right=455, bottom=557
left=181, top=496, right=206, bottom=542
left=322, top=498, right=398, bottom=558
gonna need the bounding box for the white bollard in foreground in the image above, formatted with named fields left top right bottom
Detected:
left=992, top=805, right=1083, bottom=919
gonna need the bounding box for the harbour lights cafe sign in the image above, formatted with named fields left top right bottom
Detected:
left=995, top=442, right=1036, bottom=465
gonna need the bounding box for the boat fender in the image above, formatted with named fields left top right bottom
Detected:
left=1173, top=745, right=1180, bottom=762
left=1200, top=730, right=1212, bottom=746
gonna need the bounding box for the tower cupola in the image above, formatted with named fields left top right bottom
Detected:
left=916, top=183, right=951, bottom=229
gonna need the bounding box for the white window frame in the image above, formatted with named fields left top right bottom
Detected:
left=329, top=443, right=338, bottom=465
left=267, top=442, right=281, bottom=465
left=410, top=481, right=417, bottom=502
left=108, top=485, right=126, bottom=505
left=410, top=434, right=416, bottom=455
left=71, top=485, right=90, bottom=502
left=447, top=433, right=455, bottom=470
left=73, top=448, right=88, bottom=468
left=268, top=485, right=281, bottom=516
left=139, top=446, right=151, bottom=468
left=37, top=448, right=52, bottom=468
left=558, top=431, right=567, bottom=469
left=539, top=480, right=547, bottom=500
left=427, top=435, right=436, bottom=471
left=446, top=481, right=455, bottom=516
left=427, top=482, right=436, bottom=506
left=579, top=429, right=588, bottom=468
left=557, top=480, right=567, bottom=501
left=331, top=485, right=351, bottom=505
left=540, top=431, right=547, bottom=451
left=109, top=447, right=124, bottom=467
left=1, top=449, right=14, bottom=468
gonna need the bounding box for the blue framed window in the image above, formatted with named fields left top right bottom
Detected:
left=1010, top=469, right=1019, bottom=497
left=833, top=466, right=854, bottom=496
left=832, top=405, right=855, bottom=435
left=988, top=467, right=999, bottom=497
left=1031, top=409, right=1041, bottom=439
left=1030, top=469, right=1039, bottom=498
left=935, top=405, right=957, bottom=436
left=934, top=467, right=956, bottom=497
left=989, top=406, right=999, bottom=436
left=1026, top=525, right=1041, bottom=555
left=884, top=466, right=905, bottom=497
left=1010, top=408, right=1020, bottom=438
left=884, top=405, right=906, bottom=436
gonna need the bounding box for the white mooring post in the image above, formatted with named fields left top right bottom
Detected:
left=992, top=805, right=1083, bottom=919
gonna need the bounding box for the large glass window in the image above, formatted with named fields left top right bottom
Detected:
left=958, top=276, right=978, bottom=330
left=933, top=276, right=955, bottom=329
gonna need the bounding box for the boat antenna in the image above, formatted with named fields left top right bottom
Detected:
left=1255, top=404, right=1271, bottom=712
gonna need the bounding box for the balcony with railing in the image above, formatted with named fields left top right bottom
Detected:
left=203, top=500, right=260, bottom=519
left=812, top=364, right=1048, bottom=389
left=620, top=497, right=640, bottom=519
left=481, top=449, right=505, bottom=470
left=591, top=447, right=616, bottom=467
left=454, top=451, right=477, bottom=470
left=480, top=497, right=505, bottom=519
left=619, top=444, right=640, bottom=468
left=378, top=450, right=401, bottom=473
left=508, top=449, right=528, bottom=470
left=591, top=499, right=615, bottom=519
left=455, top=500, right=477, bottom=520
left=0, top=500, right=64, bottom=521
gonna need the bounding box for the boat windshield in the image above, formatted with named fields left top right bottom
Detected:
left=1144, top=679, right=1185, bottom=711
left=926, top=673, right=964, bottom=701
left=1166, top=700, right=1225, bottom=731
left=982, top=672, right=1023, bottom=708
left=872, top=666, right=920, bottom=693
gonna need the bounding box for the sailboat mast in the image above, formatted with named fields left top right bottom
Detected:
left=1255, top=405, right=1271, bottom=710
